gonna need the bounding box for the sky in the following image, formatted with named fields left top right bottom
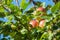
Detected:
left=12, top=0, right=54, bottom=13
left=12, top=0, right=54, bottom=6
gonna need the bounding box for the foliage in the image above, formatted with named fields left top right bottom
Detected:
left=0, top=0, right=60, bottom=40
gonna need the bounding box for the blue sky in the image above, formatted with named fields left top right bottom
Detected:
left=13, top=0, right=54, bottom=8
left=12, top=0, right=54, bottom=6
left=12, top=0, right=54, bottom=8
left=13, top=0, right=54, bottom=13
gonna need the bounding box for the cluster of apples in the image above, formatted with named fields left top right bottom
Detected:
left=29, top=19, right=45, bottom=28
left=29, top=7, right=46, bottom=28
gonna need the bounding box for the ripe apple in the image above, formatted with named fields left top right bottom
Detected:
left=39, top=19, right=45, bottom=28
left=37, top=7, right=45, bottom=12
left=29, top=20, right=38, bottom=28
left=32, top=7, right=46, bottom=15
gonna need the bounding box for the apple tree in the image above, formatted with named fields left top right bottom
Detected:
left=0, top=0, right=60, bottom=40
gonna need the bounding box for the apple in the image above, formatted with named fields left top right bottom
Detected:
left=32, top=7, right=46, bottom=15
left=11, top=24, right=16, bottom=30
left=37, top=7, right=45, bottom=12
left=29, top=20, right=38, bottom=28
left=39, top=19, right=45, bottom=28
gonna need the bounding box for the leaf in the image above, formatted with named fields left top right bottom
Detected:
left=5, top=0, right=12, bottom=5
left=0, top=6, right=5, bottom=12
left=0, top=12, right=5, bottom=17
left=51, top=2, right=60, bottom=13
left=10, top=32, right=16, bottom=37
left=7, top=15, right=13, bottom=21
left=20, top=0, right=30, bottom=10
left=20, top=28, right=28, bottom=34
left=39, top=32, right=48, bottom=40
left=48, top=31, right=53, bottom=40
left=42, top=2, right=46, bottom=8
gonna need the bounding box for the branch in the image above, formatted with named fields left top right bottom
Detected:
left=15, top=0, right=19, bottom=6
left=2, top=5, right=12, bottom=13
left=29, top=0, right=37, bottom=5
left=53, top=0, right=60, bottom=4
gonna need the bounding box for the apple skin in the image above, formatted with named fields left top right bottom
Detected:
left=37, top=7, right=45, bottom=12
left=39, top=19, right=45, bottom=28
left=11, top=24, right=16, bottom=30
left=32, top=7, right=46, bottom=15
left=29, top=20, right=39, bottom=28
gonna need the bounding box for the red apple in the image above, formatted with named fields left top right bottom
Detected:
left=39, top=19, right=45, bottom=28
left=29, top=20, right=38, bottom=28
left=37, top=7, right=45, bottom=12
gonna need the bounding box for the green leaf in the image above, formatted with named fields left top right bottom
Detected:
left=10, top=32, right=16, bottom=37
left=48, top=31, right=53, bottom=40
left=7, top=15, right=13, bottom=21
left=51, top=2, right=60, bottom=13
left=20, top=0, right=30, bottom=10
left=0, top=6, right=5, bottom=12
left=39, top=32, right=48, bottom=40
left=5, top=0, right=12, bottom=5
left=0, top=12, right=5, bottom=17
left=20, top=28, right=28, bottom=35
